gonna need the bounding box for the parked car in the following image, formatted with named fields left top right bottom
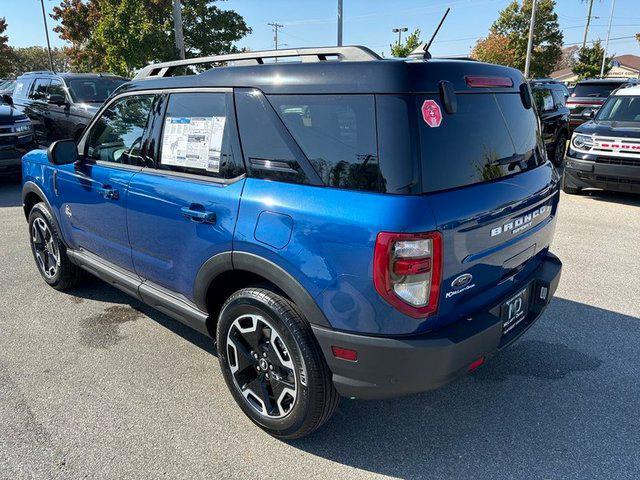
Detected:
left=12, top=72, right=127, bottom=146
left=0, top=79, right=15, bottom=96
left=567, top=78, right=639, bottom=130
left=531, top=80, right=570, bottom=166
left=564, top=84, right=640, bottom=195
left=0, top=94, right=35, bottom=177
left=21, top=47, right=562, bottom=439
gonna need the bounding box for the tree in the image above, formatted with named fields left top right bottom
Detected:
left=471, top=34, right=515, bottom=67
left=10, top=47, right=70, bottom=76
left=0, top=17, right=13, bottom=77
left=471, top=0, right=563, bottom=77
left=554, top=45, right=579, bottom=71
left=390, top=29, right=421, bottom=58
left=52, top=0, right=251, bottom=77
left=572, top=41, right=612, bottom=80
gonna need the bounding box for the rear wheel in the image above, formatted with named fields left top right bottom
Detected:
left=217, top=287, right=339, bottom=439
left=28, top=203, right=82, bottom=290
left=552, top=131, right=567, bottom=167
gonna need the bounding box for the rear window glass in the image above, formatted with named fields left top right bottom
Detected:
left=67, top=78, right=126, bottom=103
left=572, top=83, right=622, bottom=98
left=268, top=94, right=381, bottom=192
left=416, top=93, right=544, bottom=193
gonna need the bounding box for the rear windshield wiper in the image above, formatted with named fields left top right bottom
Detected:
left=490, top=153, right=525, bottom=168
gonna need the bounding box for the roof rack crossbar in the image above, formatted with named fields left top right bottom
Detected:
left=133, top=46, right=381, bottom=80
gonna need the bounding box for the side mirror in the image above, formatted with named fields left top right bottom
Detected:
left=582, top=109, right=596, bottom=120
left=47, top=94, right=67, bottom=105
left=1, top=94, right=13, bottom=106
left=47, top=140, right=78, bottom=165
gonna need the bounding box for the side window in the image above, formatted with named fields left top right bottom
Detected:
left=533, top=88, right=554, bottom=112
left=267, top=94, right=381, bottom=192
left=12, top=79, right=31, bottom=99
left=86, top=95, right=154, bottom=165
left=235, top=89, right=311, bottom=185
left=29, top=79, right=51, bottom=101
left=157, top=92, right=244, bottom=179
left=551, top=89, right=565, bottom=107
left=47, top=80, right=67, bottom=100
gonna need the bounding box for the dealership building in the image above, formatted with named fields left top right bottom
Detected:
left=551, top=54, right=640, bottom=84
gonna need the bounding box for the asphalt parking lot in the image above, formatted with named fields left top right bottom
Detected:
left=1, top=176, right=639, bottom=480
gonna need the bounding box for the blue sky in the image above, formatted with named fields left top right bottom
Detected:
left=2, top=0, right=639, bottom=59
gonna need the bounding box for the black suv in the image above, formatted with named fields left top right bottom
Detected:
left=567, top=78, right=639, bottom=130
left=531, top=80, right=570, bottom=166
left=0, top=94, right=35, bottom=176
left=12, top=72, right=127, bottom=146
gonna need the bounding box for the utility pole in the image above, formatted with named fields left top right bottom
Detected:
left=600, top=0, right=616, bottom=77
left=524, top=0, right=537, bottom=78
left=581, top=0, right=595, bottom=49
left=268, top=22, right=284, bottom=50
left=392, top=27, right=408, bottom=45
left=172, top=0, right=185, bottom=60
left=39, top=0, right=55, bottom=72
left=337, top=0, right=343, bottom=46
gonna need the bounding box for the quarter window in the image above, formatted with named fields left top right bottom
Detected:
left=157, top=92, right=244, bottom=179
left=268, top=94, right=381, bottom=191
left=86, top=95, right=154, bottom=165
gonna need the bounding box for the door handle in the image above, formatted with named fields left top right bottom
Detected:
left=181, top=205, right=216, bottom=224
left=97, top=185, right=119, bottom=200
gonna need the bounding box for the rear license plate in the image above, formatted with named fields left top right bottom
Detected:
left=501, top=286, right=530, bottom=335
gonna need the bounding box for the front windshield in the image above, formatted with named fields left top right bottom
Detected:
left=596, top=95, right=640, bottom=122
left=67, top=77, right=126, bottom=103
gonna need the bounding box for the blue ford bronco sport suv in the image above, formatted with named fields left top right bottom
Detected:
left=21, top=46, right=562, bottom=439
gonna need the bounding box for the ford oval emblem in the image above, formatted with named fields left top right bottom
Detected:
left=451, top=273, right=473, bottom=288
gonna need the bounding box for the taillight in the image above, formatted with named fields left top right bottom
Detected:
left=373, top=231, right=442, bottom=319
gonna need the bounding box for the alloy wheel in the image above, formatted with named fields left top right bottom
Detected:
left=32, top=217, right=59, bottom=279
left=226, top=314, right=297, bottom=419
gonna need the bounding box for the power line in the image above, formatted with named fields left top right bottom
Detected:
left=267, top=22, right=284, bottom=50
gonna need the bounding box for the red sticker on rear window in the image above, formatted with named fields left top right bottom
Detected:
left=421, top=99, right=442, bottom=128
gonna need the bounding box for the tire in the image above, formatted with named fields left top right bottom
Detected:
left=217, top=287, right=339, bottom=439
left=28, top=202, right=82, bottom=290
left=552, top=131, right=567, bottom=167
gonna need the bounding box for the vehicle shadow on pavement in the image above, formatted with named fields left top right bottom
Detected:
left=0, top=176, right=22, bottom=208
left=578, top=190, right=640, bottom=207
left=292, top=297, right=640, bottom=479
left=67, top=277, right=215, bottom=355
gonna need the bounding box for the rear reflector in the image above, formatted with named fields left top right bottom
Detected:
left=393, top=257, right=431, bottom=276
left=465, top=75, right=513, bottom=88
left=468, top=357, right=485, bottom=372
left=332, top=346, right=358, bottom=362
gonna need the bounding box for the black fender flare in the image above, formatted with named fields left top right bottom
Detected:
left=194, top=251, right=331, bottom=328
left=22, top=180, right=71, bottom=250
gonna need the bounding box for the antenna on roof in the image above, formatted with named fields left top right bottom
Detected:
left=409, top=7, right=451, bottom=60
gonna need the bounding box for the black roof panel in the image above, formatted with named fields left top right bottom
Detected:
left=119, top=59, right=525, bottom=95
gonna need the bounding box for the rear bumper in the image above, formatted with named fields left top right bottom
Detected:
left=312, top=252, right=562, bottom=400
left=564, top=156, right=640, bottom=193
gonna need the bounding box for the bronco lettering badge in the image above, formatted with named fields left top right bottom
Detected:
left=491, top=205, right=550, bottom=237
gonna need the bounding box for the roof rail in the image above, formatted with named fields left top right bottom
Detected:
left=21, top=71, right=55, bottom=76
left=133, top=46, right=382, bottom=80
